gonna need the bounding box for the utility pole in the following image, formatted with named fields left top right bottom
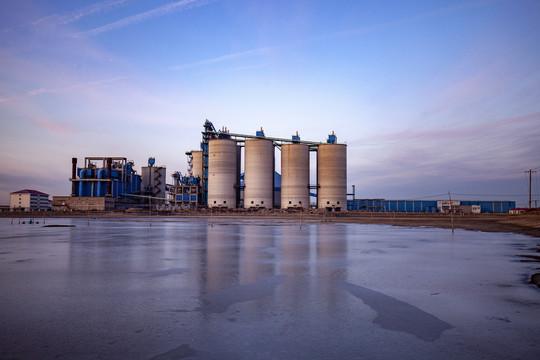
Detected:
left=448, top=191, right=454, bottom=233
left=525, top=169, right=536, bottom=209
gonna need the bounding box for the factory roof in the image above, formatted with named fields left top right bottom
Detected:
left=10, top=189, right=49, bottom=196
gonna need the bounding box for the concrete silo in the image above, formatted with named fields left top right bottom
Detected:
left=208, top=139, right=238, bottom=208
left=191, top=150, right=203, bottom=179
left=244, top=139, right=274, bottom=209
left=317, top=142, right=347, bottom=211
left=281, top=143, right=309, bottom=209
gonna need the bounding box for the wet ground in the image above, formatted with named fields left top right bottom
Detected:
left=0, top=218, right=538, bottom=359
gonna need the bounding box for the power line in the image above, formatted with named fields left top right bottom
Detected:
left=406, top=193, right=448, bottom=200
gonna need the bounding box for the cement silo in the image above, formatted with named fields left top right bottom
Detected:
left=281, top=143, right=309, bottom=209
left=244, top=139, right=274, bottom=209
left=208, top=139, right=238, bottom=208
left=191, top=151, right=203, bottom=179
left=317, top=143, right=347, bottom=211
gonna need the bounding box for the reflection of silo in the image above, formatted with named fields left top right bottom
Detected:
left=208, top=139, right=238, bottom=208
left=245, top=139, right=274, bottom=209
left=206, top=225, right=240, bottom=293
left=191, top=151, right=203, bottom=179
left=281, top=144, right=309, bottom=209
left=241, top=225, right=275, bottom=283
left=317, top=144, right=347, bottom=211
left=280, top=225, right=311, bottom=303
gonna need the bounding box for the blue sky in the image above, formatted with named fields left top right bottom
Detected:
left=1, top=0, right=539, bottom=207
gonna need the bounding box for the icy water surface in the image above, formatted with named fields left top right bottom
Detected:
left=0, top=217, right=538, bottom=359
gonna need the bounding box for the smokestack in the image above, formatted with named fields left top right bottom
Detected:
left=71, top=158, right=77, bottom=196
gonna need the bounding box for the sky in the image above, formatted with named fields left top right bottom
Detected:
left=1, top=0, right=539, bottom=207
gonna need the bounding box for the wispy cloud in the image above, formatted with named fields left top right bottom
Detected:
left=0, top=76, right=129, bottom=104
left=312, top=0, right=506, bottom=42
left=27, top=88, right=47, bottom=96
left=170, top=0, right=503, bottom=72
left=79, top=0, right=214, bottom=37
left=33, top=0, right=130, bottom=27
left=24, top=76, right=129, bottom=98
left=171, top=47, right=271, bottom=70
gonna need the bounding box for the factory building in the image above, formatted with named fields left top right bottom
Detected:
left=190, top=120, right=347, bottom=211
left=347, top=199, right=516, bottom=214
left=141, top=158, right=166, bottom=198
left=167, top=172, right=201, bottom=209
left=10, top=189, right=49, bottom=211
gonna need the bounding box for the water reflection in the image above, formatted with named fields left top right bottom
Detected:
left=1, top=219, right=537, bottom=359
left=204, top=224, right=241, bottom=293
left=280, top=224, right=312, bottom=312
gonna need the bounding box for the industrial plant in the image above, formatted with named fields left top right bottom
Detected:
left=53, top=120, right=347, bottom=212
left=50, top=120, right=515, bottom=213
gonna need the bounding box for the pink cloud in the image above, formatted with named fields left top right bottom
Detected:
left=29, top=116, right=72, bottom=135
left=366, top=111, right=540, bottom=144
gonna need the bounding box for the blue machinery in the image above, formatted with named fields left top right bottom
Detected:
left=70, top=157, right=141, bottom=198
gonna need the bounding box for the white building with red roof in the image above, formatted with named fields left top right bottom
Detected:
left=10, top=189, right=50, bottom=211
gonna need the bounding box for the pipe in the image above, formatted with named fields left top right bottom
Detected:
left=107, top=158, right=112, bottom=196
left=97, top=169, right=107, bottom=197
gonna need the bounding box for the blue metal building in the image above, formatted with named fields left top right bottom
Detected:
left=347, top=199, right=515, bottom=213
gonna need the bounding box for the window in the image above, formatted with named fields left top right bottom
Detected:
left=337, top=201, right=340, bottom=204
left=251, top=201, right=254, bottom=204
left=299, top=201, right=302, bottom=204
left=261, top=201, right=264, bottom=204
left=223, top=201, right=226, bottom=204
left=213, top=201, right=216, bottom=204
left=327, top=201, right=330, bottom=204
left=289, top=201, right=292, bottom=204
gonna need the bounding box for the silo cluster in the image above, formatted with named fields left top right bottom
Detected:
left=205, top=129, right=347, bottom=211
